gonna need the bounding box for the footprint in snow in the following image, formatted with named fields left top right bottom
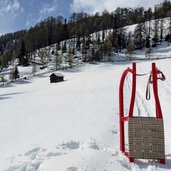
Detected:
left=60, top=141, right=80, bottom=150
left=47, top=152, right=62, bottom=157
left=111, top=130, right=118, bottom=134
left=6, top=161, right=42, bottom=171
left=81, top=138, right=99, bottom=150
left=6, top=139, right=100, bottom=171
left=24, top=147, right=41, bottom=160
left=111, top=126, right=118, bottom=134
left=24, top=147, right=41, bottom=156
left=67, top=166, right=78, bottom=171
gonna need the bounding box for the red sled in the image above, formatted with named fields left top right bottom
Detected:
left=119, top=63, right=165, bottom=164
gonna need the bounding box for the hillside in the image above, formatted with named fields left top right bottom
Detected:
left=1, top=41, right=171, bottom=170
left=1, top=0, right=171, bottom=71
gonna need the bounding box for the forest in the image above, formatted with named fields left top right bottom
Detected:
left=0, top=0, right=171, bottom=69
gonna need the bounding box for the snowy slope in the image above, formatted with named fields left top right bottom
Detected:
left=1, top=63, right=122, bottom=170
left=1, top=47, right=171, bottom=170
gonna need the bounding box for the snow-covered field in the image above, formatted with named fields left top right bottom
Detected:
left=1, top=45, right=171, bottom=170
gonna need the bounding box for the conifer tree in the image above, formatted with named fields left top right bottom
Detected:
left=152, top=6, right=160, bottom=47
left=103, top=32, right=113, bottom=57
left=134, top=22, right=146, bottom=49
left=18, top=41, right=26, bottom=66
left=0, top=75, right=5, bottom=85
left=126, top=43, right=135, bottom=60
left=68, top=47, right=73, bottom=68
left=32, top=62, right=36, bottom=75
left=10, top=65, right=19, bottom=81
left=55, top=44, right=62, bottom=70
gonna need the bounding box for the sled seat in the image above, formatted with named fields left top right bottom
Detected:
left=128, top=117, right=165, bottom=160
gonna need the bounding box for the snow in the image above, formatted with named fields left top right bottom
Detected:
left=125, top=24, right=137, bottom=34
left=1, top=63, right=121, bottom=171
left=1, top=42, right=171, bottom=170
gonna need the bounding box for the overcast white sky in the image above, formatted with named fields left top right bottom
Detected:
left=0, top=0, right=166, bottom=35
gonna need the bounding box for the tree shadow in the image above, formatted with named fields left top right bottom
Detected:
left=0, top=92, right=23, bottom=100
left=0, top=83, right=14, bottom=88
left=62, top=67, right=83, bottom=73
left=15, top=79, right=32, bottom=84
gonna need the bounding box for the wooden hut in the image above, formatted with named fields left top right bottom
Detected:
left=49, top=73, right=64, bottom=83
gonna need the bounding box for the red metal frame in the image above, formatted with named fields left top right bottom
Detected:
left=152, top=63, right=163, bottom=119
left=119, top=62, right=165, bottom=164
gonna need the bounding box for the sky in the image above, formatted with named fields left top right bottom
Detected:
left=0, top=0, right=165, bottom=35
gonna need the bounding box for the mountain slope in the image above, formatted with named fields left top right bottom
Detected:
left=1, top=55, right=171, bottom=170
